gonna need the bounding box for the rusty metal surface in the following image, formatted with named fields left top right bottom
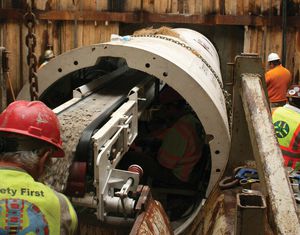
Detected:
left=130, top=197, right=173, bottom=235
left=236, top=192, right=267, bottom=235
left=240, top=72, right=300, bottom=234
left=183, top=184, right=275, bottom=235
left=186, top=186, right=236, bottom=235
left=77, top=212, right=132, bottom=235
left=226, top=54, right=265, bottom=174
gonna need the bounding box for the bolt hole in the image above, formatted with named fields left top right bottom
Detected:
left=58, top=68, right=62, bottom=72
left=215, top=150, right=220, bottom=154
left=104, top=46, right=107, bottom=49
left=74, top=61, right=78, bottom=65
left=153, top=57, right=156, bottom=60
left=216, top=168, right=221, bottom=172
left=163, top=72, right=168, bottom=77
left=145, top=63, right=150, bottom=68
left=92, top=47, right=95, bottom=51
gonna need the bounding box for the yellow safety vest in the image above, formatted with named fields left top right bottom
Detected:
left=272, top=106, right=300, bottom=168
left=0, top=167, right=77, bottom=234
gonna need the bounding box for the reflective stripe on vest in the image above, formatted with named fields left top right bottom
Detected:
left=272, top=106, right=300, bottom=168
left=158, top=114, right=202, bottom=182
left=0, top=168, right=61, bottom=234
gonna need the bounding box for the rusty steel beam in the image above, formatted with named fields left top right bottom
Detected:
left=239, top=70, right=300, bottom=234
left=0, top=8, right=297, bottom=26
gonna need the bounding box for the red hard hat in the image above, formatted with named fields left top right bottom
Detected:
left=0, top=100, right=64, bottom=157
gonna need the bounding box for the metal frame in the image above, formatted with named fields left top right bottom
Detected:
left=92, top=89, right=139, bottom=222
left=231, top=54, right=300, bottom=234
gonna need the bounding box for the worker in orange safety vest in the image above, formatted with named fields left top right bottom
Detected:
left=0, top=100, right=77, bottom=234
left=265, top=52, right=291, bottom=109
left=119, top=85, right=205, bottom=186
left=272, top=85, right=300, bottom=169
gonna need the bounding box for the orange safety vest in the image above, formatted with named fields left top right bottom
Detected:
left=265, top=65, right=292, bottom=103
left=265, top=65, right=291, bottom=103
left=158, top=114, right=204, bottom=182
left=272, top=105, right=300, bottom=168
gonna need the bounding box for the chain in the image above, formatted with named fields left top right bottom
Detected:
left=132, top=34, right=232, bottom=115
left=24, top=1, right=39, bottom=100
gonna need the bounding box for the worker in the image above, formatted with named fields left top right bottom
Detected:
left=0, top=100, right=77, bottom=234
left=39, top=47, right=55, bottom=68
left=265, top=52, right=291, bottom=109
left=119, top=85, right=205, bottom=187
left=272, top=85, right=300, bottom=169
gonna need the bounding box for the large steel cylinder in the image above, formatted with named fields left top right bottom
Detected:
left=17, top=27, right=231, bottom=232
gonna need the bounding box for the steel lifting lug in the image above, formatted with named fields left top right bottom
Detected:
left=219, top=176, right=240, bottom=189
left=219, top=167, right=260, bottom=189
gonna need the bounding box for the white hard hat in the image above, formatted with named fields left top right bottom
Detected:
left=44, top=49, right=54, bottom=60
left=267, top=53, right=280, bottom=62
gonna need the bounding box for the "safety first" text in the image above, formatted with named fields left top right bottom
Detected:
left=0, top=187, right=45, bottom=197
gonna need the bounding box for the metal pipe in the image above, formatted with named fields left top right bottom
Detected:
left=235, top=192, right=266, bottom=235
left=282, top=0, right=287, bottom=66
left=104, top=196, right=135, bottom=216
left=71, top=195, right=97, bottom=208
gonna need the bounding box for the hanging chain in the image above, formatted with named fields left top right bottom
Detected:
left=24, top=1, right=39, bottom=100
left=132, top=34, right=232, bottom=115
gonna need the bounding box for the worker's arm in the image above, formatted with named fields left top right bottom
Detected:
left=265, top=72, right=271, bottom=86
left=54, top=191, right=78, bottom=235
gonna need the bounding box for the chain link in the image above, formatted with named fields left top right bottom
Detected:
left=24, top=1, right=39, bottom=100
left=132, top=34, right=232, bottom=115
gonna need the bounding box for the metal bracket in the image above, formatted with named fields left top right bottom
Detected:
left=92, top=89, right=139, bottom=222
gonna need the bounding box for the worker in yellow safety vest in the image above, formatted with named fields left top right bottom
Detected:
left=272, top=85, right=300, bottom=169
left=0, top=100, right=77, bottom=234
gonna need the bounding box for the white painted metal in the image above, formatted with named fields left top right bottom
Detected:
left=92, top=91, right=139, bottom=221
left=174, top=28, right=221, bottom=73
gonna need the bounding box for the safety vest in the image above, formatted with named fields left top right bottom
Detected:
left=272, top=106, right=300, bottom=168
left=0, top=167, right=77, bottom=234
left=265, top=65, right=291, bottom=102
left=158, top=114, right=203, bottom=182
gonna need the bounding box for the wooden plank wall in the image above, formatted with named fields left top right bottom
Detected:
left=0, top=0, right=300, bottom=102
left=243, top=26, right=300, bottom=83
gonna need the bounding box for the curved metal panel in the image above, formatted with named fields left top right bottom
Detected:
left=17, top=30, right=230, bottom=198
